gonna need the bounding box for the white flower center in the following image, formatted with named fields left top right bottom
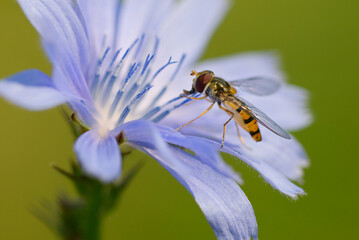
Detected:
left=87, top=35, right=186, bottom=131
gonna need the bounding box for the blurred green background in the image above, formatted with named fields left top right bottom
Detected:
left=0, top=0, right=358, bottom=239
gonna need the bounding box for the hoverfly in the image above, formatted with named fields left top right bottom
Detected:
left=176, top=70, right=291, bottom=149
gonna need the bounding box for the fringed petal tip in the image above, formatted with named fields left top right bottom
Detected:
left=288, top=188, right=307, bottom=200
left=178, top=136, right=307, bottom=199
left=74, top=129, right=122, bottom=183
left=0, top=69, right=67, bottom=111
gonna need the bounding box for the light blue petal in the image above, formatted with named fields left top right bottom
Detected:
left=156, top=119, right=305, bottom=197
left=116, top=120, right=257, bottom=240
left=17, top=0, right=92, bottom=100
left=168, top=118, right=309, bottom=183
left=189, top=135, right=306, bottom=198
left=155, top=124, right=242, bottom=183
left=17, top=0, right=88, bottom=66
left=116, top=0, right=173, bottom=50
left=67, top=100, right=97, bottom=129
left=156, top=0, right=231, bottom=67
left=243, top=84, right=312, bottom=131
left=76, top=0, right=119, bottom=52
left=113, top=120, right=187, bottom=173
left=145, top=147, right=257, bottom=240
left=74, top=129, right=121, bottom=182
left=160, top=99, right=309, bottom=188
left=0, top=70, right=67, bottom=111
left=50, top=66, right=97, bottom=128
left=233, top=130, right=309, bottom=183
left=152, top=125, right=305, bottom=198
left=196, top=52, right=284, bottom=82
left=114, top=121, right=242, bottom=183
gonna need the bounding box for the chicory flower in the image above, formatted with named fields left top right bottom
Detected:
left=0, top=0, right=311, bottom=239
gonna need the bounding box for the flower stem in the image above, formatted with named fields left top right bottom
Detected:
left=51, top=154, right=144, bottom=240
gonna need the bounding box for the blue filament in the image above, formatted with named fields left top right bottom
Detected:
left=99, top=38, right=140, bottom=105
left=105, top=62, right=139, bottom=109
left=124, top=63, right=141, bottom=84
left=116, top=85, right=153, bottom=125
left=142, top=96, right=182, bottom=120
left=120, top=38, right=139, bottom=62
left=142, top=106, right=161, bottom=119
left=152, top=57, right=177, bottom=81
left=90, top=47, right=111, bottom=93
left=141, top=54, right=155, bottom=76
left=96, top=49, right=122, bottom=92
left=151, top=95, right=200, bottom=123
left=152, top=110, right=170, bottom=123
left=151, top=54, right=186, bottom=104
left=134, top=34, right=145, bottom=59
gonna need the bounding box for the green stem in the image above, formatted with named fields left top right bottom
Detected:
left=53, top=154, right=144, bottom=240
left=82, top=197, right=102, bottom=240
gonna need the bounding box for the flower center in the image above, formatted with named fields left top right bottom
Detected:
left=88, top=35, right=186, bottom=131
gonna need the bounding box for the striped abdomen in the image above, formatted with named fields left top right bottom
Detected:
left=237, top=106, right=262, bottom=141
left=223, top=96, right=262, bottom=142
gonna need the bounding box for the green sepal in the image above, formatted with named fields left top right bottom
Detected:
left=47, top=152, right=144, bottom=240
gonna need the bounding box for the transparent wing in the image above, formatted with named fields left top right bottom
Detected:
left=228, top=77, right=280, bottom=96
left=236, top=96, right=291, bottom=139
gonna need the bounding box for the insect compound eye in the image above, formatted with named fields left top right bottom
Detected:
left=195, top=72, right=213, bottom=93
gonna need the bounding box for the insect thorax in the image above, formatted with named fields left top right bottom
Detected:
left=205, top=77, right=232, bottom=103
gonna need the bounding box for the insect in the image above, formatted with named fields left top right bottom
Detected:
left=176, top=70, right=291, bottom=149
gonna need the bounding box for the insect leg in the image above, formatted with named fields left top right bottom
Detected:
left=218, top=104, right=233, bottom=115
left=218, top=104, right=251, bottom=150
left=234, top=121, right=251, bottom=150
left=175, top=102, right=215, bottom=131
left=221, top=114, right=234, bottom=149
left=180, top=95, right=207, bottom=100
left=184, top=97, right=211, bottom=106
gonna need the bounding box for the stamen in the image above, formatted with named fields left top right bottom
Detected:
left=90, top=46, right=110, bottom=93
left=116, top=85, right=153, bottom=125
left=90, top=35, right=188, bottom=131
left=153, top=37, right=160, bottom=58
left=137, top=38, right=159, bottom=87
left=134, top=34, right=146, bottom=59
left=151, top=54, right=186, bottom=104
left=102, top=38, right=140, bottom=94
left=124, top=83, right=140, bottom=104
left=124, top=62, right=141, bottom=84
left=152, top=110, right=171, bottom=123
left=98, top=38, right=140, bottom=105
left=151, top=94, right=200, bottom=123
left=142, top=106, right=161, bottom=119
left=109, top=49, right=122, bottom=69
left=94, top=49, right=121, bottom=94
left=152, top=57, right=177, bottom=81
left=142, top=96, right=182, bottom=119
left=141, top=54, right=155, bottom=76
left=121, top=38, right=140, bottom=62
left=107, top=62, right=141, bottom=114
left=137, top=37, right=158, bottom=72
left=101, top=47, right=111, bottom=63
left=113, top=2, right=121, bottom=47
left=108, top=91, right=124, bottom=117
